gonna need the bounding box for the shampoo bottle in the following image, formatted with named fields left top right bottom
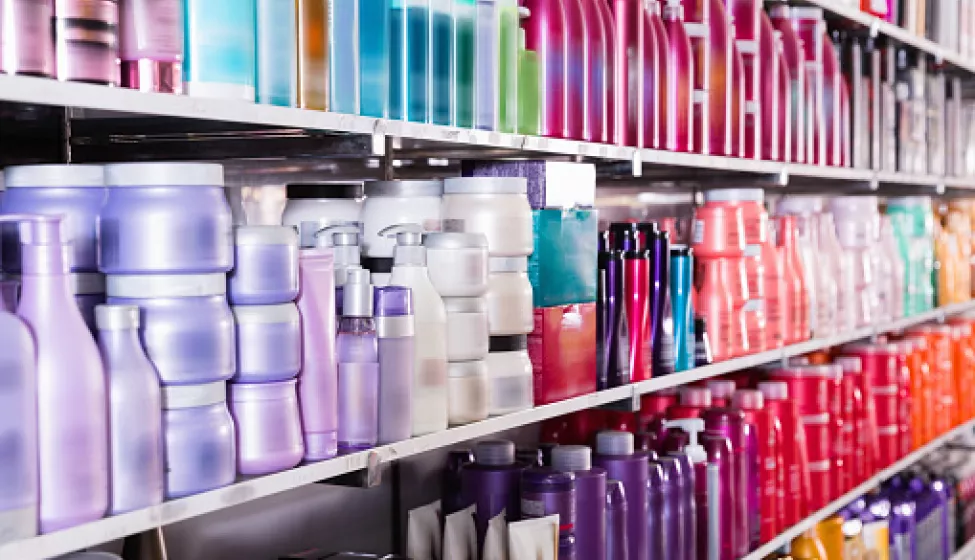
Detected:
left=390, top=0, right=430, bottom=122
left=606, top=479, right=630, bottom=560
left=381, top=224, right=449, bottom=435
left=670, top=245, right=694, bottom=372
left=611, top=223, right=650, bottom=382
left=455, top=0, right=476, bottom=127
left=582, top=0, right=608, bottom=142
left=329, top=0, right=360, bottom=114
left=316, top=223, right=363, bottom=317
left=769, top=5, right=806, bottom=164
left=523, top=0, right=567, bottom=137
left=707, top=0, right=733, bottom=156
left=758, top=381, right=811, bottom=526
left=598, top=230, right=632, bottom=389
left=336, top=268, right=379, bottom=452
left=461, top=440, right=526, bottom=555
left=498, top=0, right=520, bottom=133
left=359, top=0, right=391, bottom=118
left=679, top=0, right=710, bottom=154
left=430, top=0, right=453, bottom=125
left=663, top=0, right=695, bottom=152
left=759, top=13, right=780, bottom=161
left=563, top=0, right=588, bottom=140
left=552, top=446, right=608, bottom=560
left=474, top=0, right=500, bottom=130
left=594, top=431, right=650, bottom=560
left=642, top=0, right=663, bottom=149
left=256, top=0, right=298, bottom=107
left=608, top=0, right=644, bottom=146
left=296, top=0, right=329, bottom=110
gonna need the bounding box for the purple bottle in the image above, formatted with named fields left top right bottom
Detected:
left=598, top=230, right=630, bottom=389
left=593, top=431, right=649, bottom=560
left=647, top=460, right=666, bottom=559
left=889, top=500, right=917, bottom=560
left=641, top=223, right=674, bottom=376
left=606, top=479, right=629, bottom=560
left=909, top=477, right=951, bottom=560
left=374, top=285, right=414, bottom=444
left=296, top=248, right=339, bottom=461
left=521, top=467, right=577, bottom=559
left=701, top=407, right=754, bottom=555
left=656, top=456, right=685, bottom=560
left=552, top=445, right=607, bottom=560
left=0, top=214, right=108, bottom=533
left=337, top=268, right=379, bottom=453
left=95, top=304, right=164, bottom=515
left=461, top=440, right=525, bottom=556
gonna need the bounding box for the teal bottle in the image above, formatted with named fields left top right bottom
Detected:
left=360, top=0, right=391, bottom=117
left=454, top=0, right=476, bottom=127
left=390, top=0, right=431, bottom=122
left=256, top=0, right=298, bottom=107
left=430, top=0, right=453, bottom=124
left=671, top=245, right=694, bottom=372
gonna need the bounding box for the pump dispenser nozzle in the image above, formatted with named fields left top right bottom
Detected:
left=342, top=267, right=374, bottom=318
left=379, top=223, right=428, bottom=266
left=317, top=223, right=362, bottom=284
left=664, top=418, right=707, bottom=463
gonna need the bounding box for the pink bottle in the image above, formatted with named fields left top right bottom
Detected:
left=642, top=0, right=663, bottom=149
left=733, top=389, right=784, bottom=542
left=707, top=0, right=732, bottom=156
left=763, top=223, right=786, bottom=349
left=768, top=5, right=805, bottom=164
left=695, top=258, right=738, bottom=362
left=790, top=8, right=826, bottom=165
left=774, top=33, right=792, bottom=162
left=646, top=1, right=670, bottom=149
left=707, top=379, right=736, bottom=408
left=728, top=256, right=751, bottom=357
left=563, top=0, right=588, bottom=140
left=662, top=0, right=695, bottom=152
left=757, top=381, right=811, bottom=526
left=667, top=386, right=713, bottom=419
left=727, top=0, right=761, bottom=158
left=524, top=0, right=567, bottom=138
left=730, top=40, right=745, bottom=157
left=596, top=0, right=617, bottom=144
left=840, top=77, right=852, bottom=167
left=584, top=0, right=609, bottom=143
left=821, top=32, right=843, bottom=167
left=609, top=0, right=643, bottom=146
left=774, top=216, right=808, bottom=344
left=759, top=14, right=779, bottom=161
left=679, top=0, right=709, bottom=154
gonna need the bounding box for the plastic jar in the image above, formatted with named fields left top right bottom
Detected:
left=229, top=226, right=299, bottom=305
left=72, top=273, right=105, bottom=333
left=360, top=180, right=443, bottom=258
left=162, top=382, right=236, bottom=498
left=425, top=232, right=489, bottom=297
left=1, top=164, right=106, bottom=273
left=54, top=0, right=120, bottom=85
left=107, top=274, right=235, bottom=385
left=485, top=257, right=534, bottom=336
left=232, top=303, right=301, bottom=383
left=0, top=0, right=54, bottom=76
left=486, top=335, right=534, bottom=415
left=442, top=177, right=532, bottom=257
left=444, top=297, right=490, bottom=361
left=282, top=182, right=363, bottom=248
left=447, top=359, right=489, bottom=425
left=691, top=204, right=746, bottom=258
left=100, top=162, right=232, bottom=274
left=228, top=380, right=304, bottom=475
left=703, top=189, right=767, bottom=245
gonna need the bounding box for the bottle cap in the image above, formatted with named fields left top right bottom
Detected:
left=95, top=304, right=139, bottom=330
left=0, top=214, right=71, bottom=275
left=286, top=182, right=362, bottom=200
left=4, top=164, right=104, bottom=188
left=474, top=440, right=516, bottom=466
left=663, top=418, right=706, bottom=464
left=374, top=285, right=413, bottom=317
left=232, top=303, right=299, bottom=325
left=731, top=389, right=764, bottom=410
left=364, top=179, right=443, bottom=198
left=757, top=381, right=789, bottom=401
left=706, top=380, right=736, bottom=401
left=551, top=445, right=592, bottom=472
left=703, top=188, right=765, bottom=203
left=380, top=223, right=427, bottom=267
left=342, top=267, right=374, bottom=317
left=679, top=386, right=712, bottom=407
left=596, top=430, right=634, bottom=456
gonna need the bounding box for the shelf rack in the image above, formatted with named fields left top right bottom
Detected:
left=1, top=301, right=971, bottom=560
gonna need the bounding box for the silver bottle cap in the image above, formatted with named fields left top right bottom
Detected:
left=342, top=267, right=374, bottom=318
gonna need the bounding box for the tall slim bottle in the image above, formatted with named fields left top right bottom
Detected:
left=360, top=0, right=391, bottom=117
left=646, top=2, right=669, bottom=148
left=564, top=0, right=588, bottom=140
left=454, top=0, right=475, bottom=127
left=581, top=0, right=607, bottom=142
left=611, top=223, right=651, bottom=382
left=609, top=0, right=643, bottom=146
left=598, top=230, right=632, bottom=389
left=642, top=0, right=662, bottom=149
left=523, top=0, right=567, bottom=138
left=184, top=0, right=256, bottom=100
left=390, top=0, right=430, bottom=122
left=730, top=26, right=745, bottom=157
left=671, top=245, right=694, bottom=372
left=822, top=31, right=843, bottom=167
left=329, top=0, right=359, bottom=114
left=431, top=0, right=453, bottom=125
left=663, top=0, right=694, bottom=152
left=680, top=0, right=709, bottom=154
left=769, top=5, right=806, bottom=164
left=517, top=13, right=541, bottom=135
left=775, top=33, right=791, bottom=162
left=707, top=0, right=732, bottom=156
left=336, top=268, right=380, bottom=452
left=791, top=8, right=826, bottom=165
left=375, top=286, right=415, bottom=444
left=297, top=0, right=329, bottom=110
left=256, top=0, right=298, bottom=107
left=759, top=15, right=779, bottom=161
left=474, top=0, right=499, bottom=130
left=498, top=0, right=520, bottom=133
left=596, top=0, right=617, bottom=143
left=728, top=0, right=761, bottom=158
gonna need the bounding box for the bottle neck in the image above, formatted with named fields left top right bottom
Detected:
left=97, top=327, right=148, bottom=363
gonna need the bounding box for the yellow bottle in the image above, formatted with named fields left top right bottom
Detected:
left=816, top=516, right=845, bottom=560
left=791, top=530, right=829, bottom=560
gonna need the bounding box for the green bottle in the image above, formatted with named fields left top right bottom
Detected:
left=498, top=0, right=519, bottom=133
left=516, top=15, right=540, bottom=136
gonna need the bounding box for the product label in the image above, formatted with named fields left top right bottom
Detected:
left=692, top=220, right=705, bottom=245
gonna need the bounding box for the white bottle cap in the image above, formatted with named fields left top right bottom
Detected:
left=664, top=418, right=707, bottom=464
left=596, top=431, right=634, bottom=456
left=707, top=380, right=736, bottom=401
left=551, top=445, right=592, bottom=472
left=757, top=381, right=789, bottom=401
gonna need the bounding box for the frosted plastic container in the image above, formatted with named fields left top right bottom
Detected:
left=228, top=380, right=304, bottom=475
left=0, top=308, right=37, bottom=543
left=162, top=382, right=236, bottom=498
left=444, top=297, right=490, bottom=361
left=486, top=336, right=534, bottom=415
left=100, top=163, right=232, bottom=274
left=448, top=359, right=490, bottom=425
left=485, top=257, right=534, bottom=335
left=228, top=225, right=299, bottom=305
left=72, top=273, right=105, bottom=333
left=107, top=274, right=235, bottom=385
left=425, top=232, right=490, bottom=297
left=1, top=164, right=106, bottom=273
left=232, top=304, right=301, bottom=383
left=442, top=177, right=533, bottom=257
left=282, top=183, right=363, bottom=248
left=361, top=180, right=444, bottom=258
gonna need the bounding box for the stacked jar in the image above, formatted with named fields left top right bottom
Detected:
left=100, top=163, right=237, bottom=498
left=360, top=180, right=443, bottom=285
left=424, top=232, right=490, bottom=425
left=227, top=223, right=304, bottom=476
left=1, top=165, right=108, bottom=333
left=443, top=177, right=534, bottom=416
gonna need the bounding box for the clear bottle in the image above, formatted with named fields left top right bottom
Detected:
left=431, top=0, right=453, bottom=125
left=359, top=0, right=391, bottom=118
left=380, top=224, right=449, bottom=436
left=454, top=0, right=477, bottom=127
left=329, top=0, right=360, bottom=114
left=498, top=0, right=520, bottom=133
left=96, top=304, right=164, bottom=515
left=475, top=0, right=500, bottom=130
left=390, top=0, right=430, bottom=122
left=336, top=268, right=380, bottom=452
left=256, top=0, right=298, bottom=106
left=297, top=0, right=329, bottom=110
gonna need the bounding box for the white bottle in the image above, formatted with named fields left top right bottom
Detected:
left=381, top=224, right=449, bottom=435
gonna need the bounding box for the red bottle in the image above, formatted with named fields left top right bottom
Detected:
left=840, top=77, right=852, bottom=167
left=609, top=0, right=644, bottom=146
left=835, top=356, right=868, bottom=486
left=707, top=0, right=732, bottom=155
left=523, top=0, right=567, bottom=138
left=791, top=8, right=826, bottom=165
left=758, top=381, right=811, bottom=525
left=775, top=33, right=792, bottom=162
left=645, top=1, right=668, bottom=149
left=821, top=31, right=843, bottom=166
left=596, top=0, right=617, bottom=144
left=679, top=0, right=710, bottom=154
left=835, top=352, right=879, bottom=477
left=762, top=223, right=786, bottom=349
left=768, top=5, right=806, bottom=164
left=662, top=0, right=694, bottom=152
left=582, top=0, right=608, bottom=143
left=759, top=13, right=779, bottom=161
left=826, top=364, right=846, bottom=500
left=774, top=215, right=809, bottom=344
left=734, top=389, right=784, bottom=541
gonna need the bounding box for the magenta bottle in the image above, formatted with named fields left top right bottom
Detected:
left=1, top=215, right=108, bottom=533
left=523, top=0, right=567, bottom=138
left=606, top=479, right=629, bottom=560
left=775, top=34, right=791, bottom=162
left=0, top=0, right=54, bottom=76
left=759, top=14, right=779, bottom=161
left=730, top=38, right=745, bottom=157
left=595, top=0, right=617, bottom=144
left=679, top=0, right=709, bottom=154
left=336, top=267, right=379, bottom=452
left=608, top=0, right=643, bottom=146
left=646, top=2, right=669, bottom=148
left=702, top=408, right=754, bottom=556
left=790, top=8, right=825, bottom=165
left=563, top=0, right=588, bottom=140
left=821, top=31, right=843, bottom=167
left=119, top=0, right=184, bottom=93
left=662, top=0, right=694, bottom=152
left=707, top=0, right=732, bottom=156
left=552, top=445, right=607, bottom=560
left=582, top=0, right=608, bottom=143
left=642, top=0, right=662, bottom=149
left=769, top=5, right=805, bottom=164
left=594, top=431, right=649, bottom=560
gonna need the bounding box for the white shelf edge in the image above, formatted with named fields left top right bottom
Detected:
left=1, top=301, right=972, bottom=559
left=743, top=416, right=975, bottom=560
left=952, top=535, right=975, bottom=560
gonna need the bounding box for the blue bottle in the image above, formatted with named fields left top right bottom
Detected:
left=256, top=0, right=298, bottom=107
left=430, top=0, right=453, bottom=124
left=184, top=0, right=257, bottom=101
left=475, top=0, right=499, bottom=130
left=360, top=0, right=391, bottom=117
left=390, top=0, right=430, bottom=122
left=330, top=0, right=359, bottom=114
left=670, top=246, right=693, bottom=372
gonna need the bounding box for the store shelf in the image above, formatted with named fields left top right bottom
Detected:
left=952, top=535, right=975, bottom=560
left=743, top=416, right=975, bottom=560
left=1, top=301, right=972, bottom=559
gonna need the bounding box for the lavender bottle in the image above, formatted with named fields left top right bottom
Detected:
left=606, top=479, right=629, bottom=560
left=552, top=445, right=607, bottom=560
left=374, top=285, right=414, bottom=444
left=521, top=467, right=577, bottom=559
left=461, top=440, right=525, bottom=555
left=336, top=267, right=379, bottom=453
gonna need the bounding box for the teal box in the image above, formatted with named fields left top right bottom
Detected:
left=528, top=208, right=598, bottom=307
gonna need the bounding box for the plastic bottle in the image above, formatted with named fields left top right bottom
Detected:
left=96, top=304, right=164, bottom=516
left=642, top=0, right=662, bottom=149
left=329, top=0, right=359, bottom=114
left=759, top=14, right=779, bottom=161
left=774, top=31, right=792, bottom=163
left=790, top=8, right=826, bottom=165
left=256, top=0, right=298, bottom=107
left=336, top=268, right=379, bottom=452
left=821, top=30, right=843, bottom=167
left=498, top=0, right=520, bottom=133
left=359, top=0, right=391, bottom=118
left=374, top=286, right=415, bottom=444
left=296, top=0, right=328, bottom=110
left=516, top=9, right=540, bottom=135
left=775, top=215, right=809, bottom=343
left=791, top=530, right=828, bottom=559
left=522, top=0, right=567, bottom=137
left=594, top=431, right=650, bottom=560
left=598, top=231, right=632, bottom=389
left=563, top=0, right=588, bottom=140
left=606, top=479, right=630, bottom=560
left=707, top=0, right=732, bottom=156
left=733, top=389, right=777, bottom=546
left=390, top=0, right=430, bottom=122
left=461, top=440, right=526, bottom=554
left=768, top=5, right=806, bottom=164
left=758, top=381, right=810, bottom=526
left=0, top=215, right=108, bottom=532
left=662, top=0, right=694, bottom=152
left=679, top=0, right=709, bottom=154
left=702, top=407, right=752, bottom=556
left=671, top=245, right=694, bottom=372
left=430, top=0, right=453, bottom=125
left=580, top=0, right=608, bottom=142
left=552, top=446, right=607, bottom=560
left=454, top=0, right=476, bottom=127
left=381, top=224, right=448, bottom=436
left=608, top=0, right=644, bottom=146
left=611, top=224, right=651, bottom=382
left=316, top=224, right=363, bottom=316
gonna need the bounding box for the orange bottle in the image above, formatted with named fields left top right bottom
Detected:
left=791, top=530, right=828, bottom=560
left=815, top=516, right=845, bottom=560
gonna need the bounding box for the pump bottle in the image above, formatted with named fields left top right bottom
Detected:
left=336, top=267, right=379, bottom=451
left=317, top=223, right=362, bottom=316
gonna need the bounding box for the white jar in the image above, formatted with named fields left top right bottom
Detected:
left=361, top=180, right=443, bottom=259
left=485, top=257, right=534, bottom=335
left=442, top=177, right=533, bottom=257
left=425, top=232, right=489, bottom=297
left=486, top=336, right=534, bottom=416
left=444, top=297, right=490, bottom=361
left=447, top=360, right=489, bottom=425
left=282, top=183, right=363, bottom=248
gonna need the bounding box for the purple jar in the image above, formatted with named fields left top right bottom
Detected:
left=0, top=0, right=55, bottom=76
left=107, top=274, right=235, bottom=385
left=101, top=163, right=232, bottom=274
left=229, top=226, right=299, bottom=305
left=232, top=303, right=301, bottom=383
left=228, top=380, right=304, bottom=475
left=606, top=479, right=629, bottom=560
left=593, top=431, right=649, bottom=560
left=521, top=467, right=577, bottom=559
left=72, top=273, right=105, bottom=333
left=2, top=164, right=106, bottom=273
left=552, top=445, right=607, bottom=560
left=374, top=286, right=415, bottom=445
left=461, top=440, right=526, bottom=554
left=162, top=382, right=236, bottom=498
left=54, top=0, right=120, bottom=85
